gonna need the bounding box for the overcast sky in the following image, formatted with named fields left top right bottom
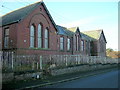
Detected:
left=0, top=0, right=119, bottom=51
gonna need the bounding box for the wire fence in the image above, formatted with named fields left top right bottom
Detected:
left=0, top=51, right=119, bottom=74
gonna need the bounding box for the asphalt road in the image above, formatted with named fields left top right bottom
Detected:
left=41, top=69, right=119, bottom=88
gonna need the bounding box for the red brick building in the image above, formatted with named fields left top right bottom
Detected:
left=0, top=1, right=107, bottom=56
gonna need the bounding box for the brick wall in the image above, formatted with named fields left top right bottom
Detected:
left=15, top=4, right=58, bottom=55
left=2, top=23, right=17, bottom=49
left=0, top=27, right=2, bottom=50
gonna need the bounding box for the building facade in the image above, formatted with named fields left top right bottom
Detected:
left=0, top=1, right=107, bottom=57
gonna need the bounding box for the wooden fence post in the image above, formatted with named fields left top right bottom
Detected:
left=32, top=61, right=34, bottom=70
left=40, top=56, right=42, bottom=70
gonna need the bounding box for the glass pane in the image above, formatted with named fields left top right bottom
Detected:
left=32, top=37, right=34, bottom=47
left=30, top=25, right=34, bottom=37
left=38, top=37, right=42, bottom=48
left=45, top=29, right=48, bottom=38
left=60, top=43, right=63, bottom=50
left=30, top=25, right=35, bottom=47
left=81, top=40, right=84, bottom=51
left=60, top=37, right=64, bottom=50
left=5, top=29, right=9, bottom=35
left=60, top=37, right=63, bottom=43
left=67, top=38, right=70, bottom=50
left=4, top=37, right=9, bottom=48
left=45, top=39, right=48, bottom=48
left=45, top=28, right=49, bottom=48
left=30, top=37, right=34, bottom=47
left=38, top=24, right=41, bottom=38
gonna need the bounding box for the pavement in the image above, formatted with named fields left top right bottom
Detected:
left=2, top=67, right=119, bottom=90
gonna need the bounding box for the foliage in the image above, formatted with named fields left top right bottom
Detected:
left=106, top=48, right=113, bottom=52
left=106, top=48, right=120, bottom=58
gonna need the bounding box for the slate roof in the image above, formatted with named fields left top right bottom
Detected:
left=82, top=30, right=103, bottom=40
left=57, top=25, right=74, bottom=37
left=0, top=1, right=58, bottom=31
left=80, top=32, right=95, bottom=41
left=68, top=27, right=78, bottom=33
left=81, top=30, right=107, bottom=42
left=1, top=2, right=41, bottom=26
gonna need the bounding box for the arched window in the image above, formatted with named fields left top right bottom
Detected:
left=30, top=25, right=35, bottom=48
left=45, top=28, right=49, bottom=48
left=76, top=35, right=79, bottom=51
left=38, top=24, right=42, bottom=48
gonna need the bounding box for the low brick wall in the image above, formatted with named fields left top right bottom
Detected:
left=2, top=72, right=42, bottom=82
left=50, top=65, right=89, bottom=76
left=14, top=72, right=42, bottom=80
left=50, top=64, right=117, bottom=76
left=2, top=64, right=117, bottom=82
left=2, top=73, right=14, bottom=82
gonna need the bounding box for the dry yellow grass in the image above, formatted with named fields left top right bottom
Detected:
left=106, top=51, right=120, bottom=58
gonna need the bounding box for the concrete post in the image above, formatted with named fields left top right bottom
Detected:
left=40, top=56, right=42, bottom=70
left=11, top=52, right=14, bottom=70
left=32, top=61, right=34, bottom=70
left=37, top=62, right=38, bottom=70
left=76, top=56, right=77, bottom=65
left=66, top=55, right=67, bottom=66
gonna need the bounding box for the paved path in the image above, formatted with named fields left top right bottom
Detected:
left=40, top=69, right=119, bottom=88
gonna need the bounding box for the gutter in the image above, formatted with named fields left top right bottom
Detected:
left=0, top=19, right=21, bottom=27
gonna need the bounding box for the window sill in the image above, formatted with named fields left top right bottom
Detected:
left=59, top=50, right=65, bottom=52
left=29, top=47, right=50, bottom=50
left=67, top=50, right=71, bottom=52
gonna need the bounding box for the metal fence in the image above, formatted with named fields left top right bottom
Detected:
left=0, top=52, right=119, bottom=73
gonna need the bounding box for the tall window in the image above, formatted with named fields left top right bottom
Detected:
left=67, top=38, right=70, bottom=51
left=101, top=40, right=104, bottom=52
left=45, top=28, right=49, bottom=49
left=81, top=40, right=84, bottom=51
left=38, top=24, right=42, bottom=48
left=60, top=37, right=64, bottom=50
left=76, top=35, right=79, bottom=51
left=30, top=25, right=35, bottom=48
left=4, top=28, right=9, bottom=48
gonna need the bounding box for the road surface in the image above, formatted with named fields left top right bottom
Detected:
left=40, top=69, right=119, bottom=88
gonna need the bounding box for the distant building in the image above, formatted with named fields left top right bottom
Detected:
left=82, top=30, right=107, bottom=57
left=0, top=1, right=107, bottom=57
